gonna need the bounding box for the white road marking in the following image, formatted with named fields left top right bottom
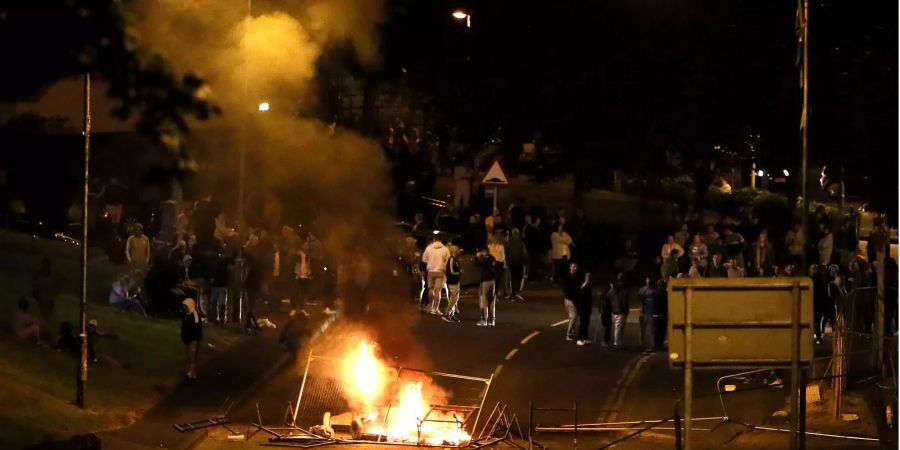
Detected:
left=550, top=319, right=569, bottom=327
left=607, top=353, right=652, bottom=422
left=521, top=331, right=541, bottom=345
left=599, top=353, right=643, bottom=422
left=493, top=364, right=504, bottom=378
left=505, top=348, right=519, bottom=361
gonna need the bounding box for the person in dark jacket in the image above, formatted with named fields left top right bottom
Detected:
left=55, top=322, right=79, bottom=355
left=810, top=264, right=828, bottom=344
left=639, top=278, right=668, bottom=351
left=181, top=298, right=203, bottom=379
left=604, top=277, right=629, bottom=349
left=575, top=271, right=593, bottom=346
left=442, top=246, right=463, bottom=322
left=707, top=254, right=727, bottom=277
left=476, top=249, right=498, bottom=326
left=209, top=252, right=231, bottom=324
left=86, top=319, right=118, bottom=363
left=505, top=228, right=529, bottom=301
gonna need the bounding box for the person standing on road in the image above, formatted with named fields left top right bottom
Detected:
left=550, top=223, right=573, bottom=283
left=562, top=262, right=584, bottom=342
left=209, top=251, right=231, bottom=324
left=576, top=271, right=593, bottom=346
left=476, top=249, right=498, bottom=326
left=442, top=246, right=463, bottom=323
left=605, top=277, right=629, bottom=349
left=422, top=235, right=450, bottom=315
left=488, top=231, right=508, bottom=299
left=505, top=228, right=528, bottom=301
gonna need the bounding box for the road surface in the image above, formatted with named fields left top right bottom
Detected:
left=193, top=285, right=880, bottom=449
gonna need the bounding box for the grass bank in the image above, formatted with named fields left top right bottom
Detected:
left=0, top=230, right=240, bottom=449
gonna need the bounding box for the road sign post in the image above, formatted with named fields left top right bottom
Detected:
left=482, top=160, right=509, bottom=214
left=668, top=278, right=814, bottom=450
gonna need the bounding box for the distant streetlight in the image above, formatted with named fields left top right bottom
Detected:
left=783, top=169, right=790, bottom=177
left=757, top=169, right=764, bottom=177
left=258, top=102, right=270, bottom=112
left=452, top=10, right=471, bottom=28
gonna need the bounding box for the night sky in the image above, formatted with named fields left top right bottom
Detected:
left=381, top=0, right=896, bottom=201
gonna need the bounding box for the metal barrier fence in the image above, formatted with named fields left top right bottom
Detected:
left=833, top=286, right=897, bottom=426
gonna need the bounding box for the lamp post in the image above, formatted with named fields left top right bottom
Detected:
left=236, top=0, right=253, bottom=322
left=76, top=73, right=91, bottom=409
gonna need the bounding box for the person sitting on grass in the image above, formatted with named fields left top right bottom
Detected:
left=55, top=322, right=79, bottom=355
left=109, top=272, right=147, bottom=315
left=12, top=297, right=43, bottom=345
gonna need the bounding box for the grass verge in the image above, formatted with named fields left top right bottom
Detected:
left=0, top=230, right=240, bottom=449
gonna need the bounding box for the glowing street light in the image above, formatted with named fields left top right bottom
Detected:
left=452, top=10, right=471, bottom=28
left=258, top=102, right=270, bottom=112
left=783, top=169, right=790, bottom=177
left=757, top=169, right=764, bottom=177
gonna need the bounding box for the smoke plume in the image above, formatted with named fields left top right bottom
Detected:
left=129, top=0, right=392, bottom=231
left=130, top=0, right=434, bottom=368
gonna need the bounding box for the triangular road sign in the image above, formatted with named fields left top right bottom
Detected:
left=482, top=160, right=509, bottom=185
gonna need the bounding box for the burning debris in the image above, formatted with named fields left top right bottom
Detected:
left=291, top=338, right=489, bottom=447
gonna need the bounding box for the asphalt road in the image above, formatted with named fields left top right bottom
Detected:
left=194, top=284, right=881, bottom=449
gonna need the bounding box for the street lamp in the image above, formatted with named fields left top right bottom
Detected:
left=258, top=101, right=270, bottom=112
left=452, top=10, right=471, bottom=28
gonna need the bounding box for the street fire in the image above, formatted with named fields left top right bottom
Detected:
left=338, top=339, right=471, bottom=446
left=341, top=340, right=384, bottom=420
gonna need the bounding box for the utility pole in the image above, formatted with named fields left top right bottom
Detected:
left=76, top=73, right=92, bottom=409
left=236, top=0, right=252, bottom=322
left=875, top=216, right=887, bottom=374
left=799, top=0, right=810, bottom=275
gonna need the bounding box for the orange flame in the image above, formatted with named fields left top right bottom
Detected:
left=341, top=339, right=471, bottom=445
left=341, top=340, right=385, bottom=418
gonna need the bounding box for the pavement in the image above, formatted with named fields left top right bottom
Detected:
left=97, top=307, right=335, bottom=450
left=94, top=281, right=884, bottom=450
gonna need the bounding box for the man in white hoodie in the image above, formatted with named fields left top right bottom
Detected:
left=422, top=235, right=451, bottom=314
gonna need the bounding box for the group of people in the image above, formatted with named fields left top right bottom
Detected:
left=414, top=202, right=579, bottom=326
left=652, top=208, right=897, bottom=346
left=656, top=207, right=868, bottom=281
left=560, top=264, right=667, bottom=350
